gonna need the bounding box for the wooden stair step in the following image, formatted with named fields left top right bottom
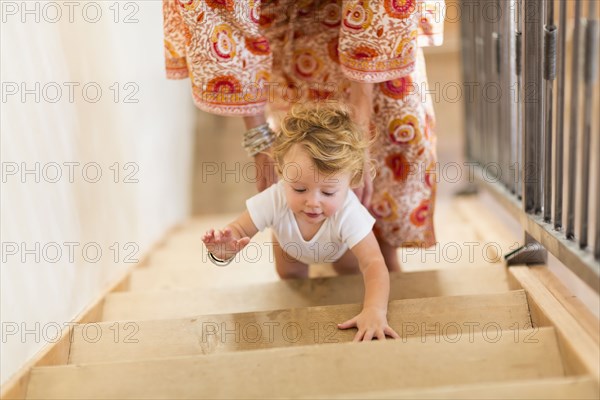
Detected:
left=70, top=290, right=530, bottom=364
left=130, top=264, right=279, bottom=291
left=320, top=376, right=600, bottom=399
left=132, top=262, right=337, bottom=289
left=27, top=327, right=563, bottom=399
left=102, top=265, right=511, bottom=321
left=453, top=195, right=521, bottom=257
left=148, top=243, right=495, bottom=268
left=130, top=255, right=494, bottom=291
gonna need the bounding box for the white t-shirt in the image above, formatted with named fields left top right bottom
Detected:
left=246, top=181, right=375, bottom=264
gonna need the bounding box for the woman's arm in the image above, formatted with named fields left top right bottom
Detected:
left=243, top=115, right=278, bottom=193
left=348, top=81, right=374, bottom=132
left=348, top=81, right=374, bottom=208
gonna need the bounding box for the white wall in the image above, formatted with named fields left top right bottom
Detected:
left=0, top=1, right=196, bottom=384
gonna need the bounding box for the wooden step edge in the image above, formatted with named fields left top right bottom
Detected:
left=100, top=265, right=510, bottom=322
left=529, top=265, right=600, bottom=346
left=60, top=325, right=559, bottom=369
left=312, top=375, right=600, bottom=400
left=68, top=290, right=530, bottom=364
left=127, top=262, right=503, bottom=292
left=90, top=289, right=530, bottom=329
left=509, top=266, right=600, bottom=382
left=25, top=327, right=563, bottom=399
left=109, top=263, right=508, bottom=298
left=0, top=223, right=184, bottom=400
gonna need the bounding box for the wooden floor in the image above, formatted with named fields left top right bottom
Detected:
left=16, top=191, right=600, bottom=399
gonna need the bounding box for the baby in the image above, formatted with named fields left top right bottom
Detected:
left=202, top=104, right=399, bottom=341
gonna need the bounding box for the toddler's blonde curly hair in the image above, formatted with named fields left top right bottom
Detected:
left=272, top=104, right=374, bottom=187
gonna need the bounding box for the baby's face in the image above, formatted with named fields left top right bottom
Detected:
left=281, top=144, right=351, bottom=226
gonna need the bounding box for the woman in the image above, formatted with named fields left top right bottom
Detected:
left=163, top=0, right=445, bottom=272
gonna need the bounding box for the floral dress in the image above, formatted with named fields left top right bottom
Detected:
left=163, top=0, right=444, bottom=248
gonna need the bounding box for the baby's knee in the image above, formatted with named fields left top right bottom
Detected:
left=332, top=262, right=360, bottom=275
left=276, top=269, right=306, bottom=279
left=275, top=260, right=308, bottom=280
left=332, top=250, right=360, bottom=275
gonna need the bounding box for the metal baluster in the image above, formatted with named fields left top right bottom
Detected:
left=461, top=5, right=473, bottom=162
left=474, top=4, right=484, bottom=164
left=580, top=0, right=599, bottom=248
left=493, top=4, right=503, bottom=184
left=589, top=0, right=600, bottom=260
left=523, top=0, right=545, bottom=214
left=499, top=0, right=509, bottom=189
left=534, top=0, right=546, bottom=215
left=508, top=0, right=519, bottom=194
left=483, top=0, right=492, bottom=167
left=566, top=0, right=582, bottom=239
left=543, top=0, right=557, bottom=222
left=516, top=0, right=524, bottom=199
left=554, top=0, right=567, bottom=230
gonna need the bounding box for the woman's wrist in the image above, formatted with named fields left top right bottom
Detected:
left=349, top=81, right=374, bottom=131
left=243, top=124, right=275, bottom=157
left=243, top=115, right=267, bottom=130
left=242, top=115, right=274, bottom=157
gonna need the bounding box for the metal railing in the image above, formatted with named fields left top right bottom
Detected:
left=461, top=0, right=599, bottom=292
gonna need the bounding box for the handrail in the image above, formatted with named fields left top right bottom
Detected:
left=461, top=0, right=599, bottom=292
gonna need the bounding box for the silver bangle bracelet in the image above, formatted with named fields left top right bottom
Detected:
left=243, top=123, right=276, bottom=157
left=208, top=251, right=233, bottom=267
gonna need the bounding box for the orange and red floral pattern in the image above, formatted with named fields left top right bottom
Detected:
left=371, top=192, right=398, bottom=222
left=410, top=199, right=430, bottom=226
left=245, top=36, right=270, bottom=56
left=380, top=76, right=413, bottom=99
left=384, top=0, right=416, bottom=19
left=385, top=153, right=412, bottom=182
left=343, top=1, right=374, bottom=31
left=293, top=49, right=323, bottom=80
left=211, top=25, right=236, bottom=60
left=205, top=0, right=234, bottom=11
left=388, top=114, right=422, bottom=145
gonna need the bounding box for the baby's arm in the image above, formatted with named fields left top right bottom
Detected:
left=202, top=210, right=259, bottom=262
left=337, top=232, right=400, bottom=341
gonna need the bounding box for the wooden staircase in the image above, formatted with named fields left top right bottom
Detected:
left=7, top=197, right=600, bottom=399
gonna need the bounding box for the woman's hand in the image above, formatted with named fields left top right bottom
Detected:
left=202, top=227, right=250, bottom=261
left=337, top=307, right=400, bottom=342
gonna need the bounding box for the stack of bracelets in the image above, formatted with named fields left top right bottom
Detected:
left=242, top=123, right=276, bottom=157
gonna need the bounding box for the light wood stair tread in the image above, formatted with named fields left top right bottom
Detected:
left=320, top=376, right=600, bottom=399
left=129, top=258, right=499, bottom=291
left=102, top=265, right=510, bottom=321
left=27, top=327, right=562, bottom=399
left=70, top=290, right=531, bottom=364
left=129, top=264, right=279, bottom=291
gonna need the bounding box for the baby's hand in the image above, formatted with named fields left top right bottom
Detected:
left=202, top=228, right=250, bottom=261
left=337, top=307, right=400, bottom=342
